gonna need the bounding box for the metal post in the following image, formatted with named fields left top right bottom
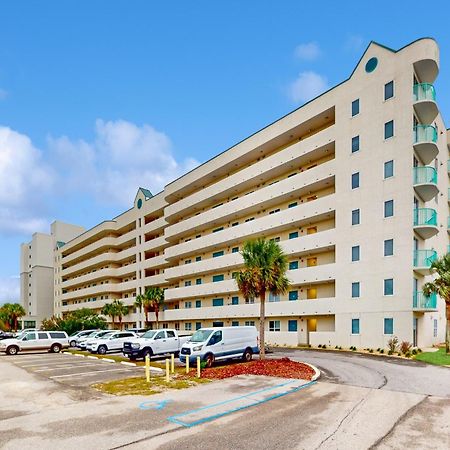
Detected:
left=166, top=358, right=170, bottom=382
left=186, top=355, right=189, bottom=374
left=145, top=355, right=150, bottom=383
left=197, top=356, right=201, bottom=378
left=171, top=353, right=175, bottom=373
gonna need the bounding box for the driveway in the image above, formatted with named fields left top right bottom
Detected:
left=0, top=349, right=448, bottom=449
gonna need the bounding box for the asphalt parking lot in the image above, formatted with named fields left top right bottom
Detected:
left=1, top=352, right=150, bottom=387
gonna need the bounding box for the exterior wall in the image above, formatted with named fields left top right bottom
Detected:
left=45, top=38, right=448, bottom=349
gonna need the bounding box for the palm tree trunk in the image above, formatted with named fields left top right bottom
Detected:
left=119, top=317, right=123, bottom=330
left=155, top=308, right=159, bottom=329
left=145, top=309, right=149, bottom=328
left=446, top=303, right=450, bottom=354
left=259, top=291, right=266, bottom=360
left=14, top=316, right=18, bottom=332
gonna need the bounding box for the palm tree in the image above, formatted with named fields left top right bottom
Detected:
left=113, top=300, right=129, bottom=330
left=145, top=287, right=165, bottom=329
left=134, top=294, right=146, bottom=328
left=101, top=303, right=116, bottom=329
left=2, top=303, right=26, bottom=331
left=235, top=238, right=289, bottom=359
left=423, top=253, right=450, bottom=353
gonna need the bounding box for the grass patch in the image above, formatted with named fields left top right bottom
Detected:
left=92, top=375, right=210, bottom=396
left=415, top=348, right=450, bottom=366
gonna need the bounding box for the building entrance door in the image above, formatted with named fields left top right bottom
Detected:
left=413, top=317, right=418, bottom=347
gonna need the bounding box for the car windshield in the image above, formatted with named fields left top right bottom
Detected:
left=142, top=331, right=157, bottom=339
left=190, top=329, right=213, bottom=343
left=98, top=332, right=114, bottom=339
left=86, top=331, right=98, bottom=338
left=69, top=331, right=80, bottom=337
left=95, top=331, right=111, bottom=338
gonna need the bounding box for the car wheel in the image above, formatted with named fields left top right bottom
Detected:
left=142, top=348, right=153, bottom=360
left=242, top=348, right=252, bottom=362
left=51, top=344, right=62, bottom=353
left=97, top=345, right=107, bottom=355
left=129, top=356, right=137, bottom=361
left=69, top=340, right=77, bottom=347
left=6, top=345, right=19, bottom=356
left=205, top=353, right=215, bottom=368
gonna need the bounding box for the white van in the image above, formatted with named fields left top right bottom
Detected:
left=179, top=326, right=258, bottom=367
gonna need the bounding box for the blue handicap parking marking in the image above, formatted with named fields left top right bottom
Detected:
left=139, top=399, right=172, bottom=410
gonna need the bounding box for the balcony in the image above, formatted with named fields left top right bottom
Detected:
left=413, top=125, right=438, bottom=165
left=413, top=84, right=438, bottom=124
left=413, top=208, right=438, bottom=239
left=448, top=160, right=450, bottom=176
left=448, top=217, right=450, bottom=235
left=413, top=250, right=437, bottom=274
left=413, top=291, right=437, bottom=311
left=413, top=166, right=438, bottom=201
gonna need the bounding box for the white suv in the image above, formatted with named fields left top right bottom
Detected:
left=86, top=331, right=138, bottom=355
left=77, top=331, right=113, bottom=350
left=0, top=331, right=69, bottom=355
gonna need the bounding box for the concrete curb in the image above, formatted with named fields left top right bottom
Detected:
left=303, top=362, right=321, bottom=381
left=120, top=361, right=136, bottom=367
left=87, top=355, right=98, bottom=360
left=102, top=358, right=115, bottom=363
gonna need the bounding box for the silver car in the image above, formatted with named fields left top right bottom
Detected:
left=0, top=331, right=69, bottom=355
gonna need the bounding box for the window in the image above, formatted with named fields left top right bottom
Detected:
left=289, top=231, right=299, bottom=240
left=232, top=247, right=239, bottom=253
left=213, top=251, right=224, bottom=258
left=185, top=301, right=192, bottom=309
left=384, top=318, right=394, bottom=335
left=38, top=332, right=48, bottom=340
left=166, top=331, right=175, bottom=338
left=269, top=209, right=281, bottom=215
left=268, top=293, right=280, bottom=302
left=232, top=321, right=239, bottom=327
left=433, top=319, right=438, bottom=337
left=352, top=245, right=360, bottom=262
left=384, top=278, right=394, bottom=295
left=245, top=297, right=255, bottom=304
left=289, top=290, right=298, bottom=301
left=231, top=296, right=239, bottom=305
left=288, top=320, right=298, bottom=332
left=195, top=322, right=202, bottom=330
left=212, top=298, right=224, bottom=307
left=195, top=256, right=202, bottom=262
left=351, top=319, right=360, bottom=334
left=384, top=160, right=394, bottom=178
left=245, top=217, right=254, bottom=222
left=384, top=200, right=394, bottom=218
left=212, top=274, right=224, bottom=282
left=231, top=222, right=239, bottom=227
left=184, top=259, right=191, bottom=265
left=213, top=227, right=224, bottom=233
left=352, top=135, right=360, bottom=153
left=184, top=281, right=191, bottom=287
left=384, top=239, right=394, bottom=256
left=384, top=81, right=394, bottom=100
left=195, top=300, right=201, bottom=308
left=351, top=99, right=360, bottom=116
left=352, top=209, right=360, bottom=225
left=269, top=320, right=281, bottom=332
left=289, top=261, right=299, bottom=270
left=245, top=321, right=255, bottom=326
left=162, top=323, right=168, bottom=329
left=352, top=282, right=360, bottom=298
left=49, top=332, right=66, bottom=339
left=384, top=120, right=394, bottom=139
left=351, top=172, right=360, bottom=189
left=185, top=323, right=192, bottom=331
left=212, top=322, right=224, bottom=328
left=196, top=278, right=202, bottom=285
left=288, top=202, right=298, bottom=208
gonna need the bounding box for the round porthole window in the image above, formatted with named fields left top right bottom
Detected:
left=365, top=57, right=378, bottom=73
left=137, top=198, right=143, bottom=209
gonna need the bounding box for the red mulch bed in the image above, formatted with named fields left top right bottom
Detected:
left=199, top=357, right=315, bottom=380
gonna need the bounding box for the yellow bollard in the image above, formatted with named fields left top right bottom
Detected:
left=197, top=356, right=201, bottom=378
left=171, top=353, right=175, bottom=373
left=186, top=355, right=189, bottom=374
left=145, top=355, right=150, bottom=383
left=166, top=358, right=170, bottom=382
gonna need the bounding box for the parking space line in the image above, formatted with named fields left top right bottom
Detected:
left=50, top=368, right=137, bottom=379
left=33, top=363, right=108, bottom=372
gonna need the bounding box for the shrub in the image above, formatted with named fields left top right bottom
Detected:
left=369, top=349, right=373, bottom=353
left=379, top=349, right=384, bottom=354
left=318, top=344, right=322, bottom=348
left=388, top=350, right=394, bottom=355
left=405, top=351, right=411, bottom=358
left=322, top=345, right=327, bottom=349
left=400, top=341, right=412, bottom=354
left=417, top=348, right=422, bottom=353
left=412, top=349, right=417, bottom=355
left=335, top=345, right=339, bottom=349
left=387, top=336, right=399, bottom=353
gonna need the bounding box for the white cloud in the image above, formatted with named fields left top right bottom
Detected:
left=0, top=89, right=7, bottom=100
left=0, top=276, right=20, bottom=304
left=294, top=42, right=321, bottom=61
left=0, top=127, right=53, bottom=235
left=48, top=119, right=199, bottom=207
left=288, top=71, right=329, bottom=104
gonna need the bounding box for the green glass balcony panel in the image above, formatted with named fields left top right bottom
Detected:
left=448, top=188, right=450, bottom=199
left=413, top=249, right=437, bottom=268
left=448, top=216, right=450, bottom=229
left=413, top=166, right=437, bottom=185
left=413, top=208, right=437, bottom=226
left=413, top=291, right=437, bottom=309
left=413, top=83, right=436, bottom=102
left=447, top=245, right=450, bottom=254
left=448, top=160, right=450, bottom=172
left=413, top=125, right=438, bottom=144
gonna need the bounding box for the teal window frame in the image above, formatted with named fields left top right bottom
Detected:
left=384, top=120, right=394, bottom=139
left=384, top=160, right=394, bottom=178
left=288, top=202, right=298, bottom=208
left=289, top=290, right=298, bottom=301
left=352, top=209, right=360, bottom=225
left=232, top=247, right=239, bottom=253
left=195, top=322, right=202, bottom=330
left=384, top=318, right=394, bottom=335
left=384, top=239, right=393, bottom=256
left=195, top=300, right=201, bottom=308
left=232, top=321, right=239, bottom=327
left=352, top=135, right=360, bottom=153
left=212, top=274, right=224, bottom=282
left=212, top=298, right=224, bottom=307
left=289, top=261, right=299, bottom=270
left=351, top=318, right=360, bottom=334
left=231, top=296, right=239, bottom=305
left=351, top=99, right=360, bottom=116
left=196, top=278, right=202, bottom=285
left=384, top=81, right=394, bottom=100
left=352, top=172, right=360, bottom=189
left=384, top=200, right=394, bottom=218
left=384, top=278, right=394, bottom=296
left=195, top=256, right=202, bottom=262
left=351, top=282, right=360, bottom=298
left=212, top=250, right=224, bottom=258
left=289, top=231, right=299, bottom=240
left=352, top=245, right=360, bottom=262
left=288, top=320, right=298, bottom=332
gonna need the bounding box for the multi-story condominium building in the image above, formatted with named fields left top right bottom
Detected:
left=20, top=221, right=85, bottom=328
left=52, top=38, right=448, bottom=349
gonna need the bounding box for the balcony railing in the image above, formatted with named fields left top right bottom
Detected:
left=413, top=83, right=436, bottom=102
left=413, top=166, right=437, bottom=185
left=413, top=208, right=437, bottom=227
left=413, top=125, right=438, bottom=144
left=413, top=291, right=437, bottom=309
left=413, top=249, right=437, bottom=268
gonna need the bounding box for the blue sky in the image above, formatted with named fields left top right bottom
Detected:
left=1, top=1, right=450, bottom=303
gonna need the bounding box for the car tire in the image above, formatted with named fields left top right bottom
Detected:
left=69, top=340, right=77, bottom=347
left=51, top=344, right=62, bottom=353
left=205, top=353, right=215, bottom=368
left=129, top=356, right=137, bottom=361
left=97, top=345, right=107, bottom=355
left=142, top=348, right=153, bottom=360
left=242, top=348, right=252, bottom=362
left=6, top=345, right=19, bottom=356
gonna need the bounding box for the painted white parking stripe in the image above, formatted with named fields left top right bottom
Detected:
left=33, top=363, right=108, bottom=372
left=50, top=368, right=136, bottom=379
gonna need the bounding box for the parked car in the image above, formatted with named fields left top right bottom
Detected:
left=68, top=329, right=100, bottom=347
left=14, top=328, right=38, bottom=338
left=86, top=331, right=138, bottom=354
left=0, top=331, right=14, bottom=340
left=179, top=326, right=258, bottom=367
left=0, top=331, right=69, bottom=355
left=125, top=328, right=147, bottom=336
left=123, top=329, right=191, bottom=360
left=77, top=330, right=113, bottom=350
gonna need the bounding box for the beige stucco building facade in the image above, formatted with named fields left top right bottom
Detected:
left=49, top=38, right=448, bottom=349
